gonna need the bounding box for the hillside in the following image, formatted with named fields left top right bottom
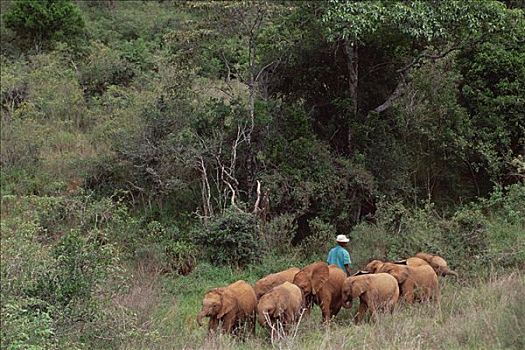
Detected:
left=1, top=1, right=524, bottom=349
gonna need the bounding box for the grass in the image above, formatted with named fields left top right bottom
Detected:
left=117, top=259, right=524, bottom=350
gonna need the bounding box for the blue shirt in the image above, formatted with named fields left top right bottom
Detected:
left=327, top=245, right=352, bottom=272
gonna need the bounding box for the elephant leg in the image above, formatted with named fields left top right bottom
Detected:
left=355, top=301, right=368, bottom=324
left=432, top=285, right=440, bottom=304
left=388, top=299, right=396, bottom=314
left=303, top=295, right=314, bottom=317
left=207, top=317, right=219, bottom=337
left=221, top=313, right=237, bottom=334
left=251, top=312, right=256, bottom=336
left=402, top=283, right=415, bottom=304
left=283, top=309, right=296, bottom=335
left=368, top=301, right=378, bottom=323
left=330, top=297, right=343, bottom=319
left=320, top=295, right=333, bottom=323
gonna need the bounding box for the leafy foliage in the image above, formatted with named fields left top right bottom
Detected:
left=0, top=1, right=524, bottom=348
left=3, top=0, right=85, bottom=49
left=195, top=210, right=261, bottom=267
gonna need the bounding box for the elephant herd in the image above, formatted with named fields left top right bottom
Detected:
left=196, top=252, right=458, bottom=339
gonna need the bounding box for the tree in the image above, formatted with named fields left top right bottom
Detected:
left=3, top=0, right=84, bottom=50
left=322, top=0, right=516, bottom=153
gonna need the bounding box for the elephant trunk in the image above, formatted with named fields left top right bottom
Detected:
left=196, top=310, right=207, bottom=326
left=444, top=268, right=458, bottom=277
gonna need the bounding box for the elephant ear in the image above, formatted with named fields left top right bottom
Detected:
left=415, top=252, right=434, bottom=263
left=382, top=264, right=409, bottom=283
left=351, top=277, right=368, bottom=298
left=217, top=290, right=236, bottom=319
left=365, top=260, right=384, bottom=273
left=430, top=255, right=447, bottom=268
left=310, top=263, right=329, bottom=295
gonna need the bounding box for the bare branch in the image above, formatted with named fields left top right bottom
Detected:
left=253, top=180, right=262, bottom=213
left=255, top=59, right=280, bottom=83
left=225, top=180, right=244, bottom=213
left=372, top=70, right=410, bottom=114
left=373, top=45, right=461, bottom=114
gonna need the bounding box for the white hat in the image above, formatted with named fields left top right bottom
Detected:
left=336, top=234, right=350, bottom=243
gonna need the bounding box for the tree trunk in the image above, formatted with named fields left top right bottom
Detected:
left=343, top=40, right=359, bottom=155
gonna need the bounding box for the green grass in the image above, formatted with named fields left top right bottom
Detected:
left=117, top=261, right=524, bottom=350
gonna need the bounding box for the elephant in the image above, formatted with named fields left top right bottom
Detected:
left=293, top=262, right=346, bottom=323
left=394, top=256, right=428, bottom=268
left=395, top=253, right=458, bottom=277
left=254, top=267, right=301, bottom=299
left=365, top=261, right=439, bottom=303
left=364, top=259, right=386, bottom=273
left=257, top=282, right=303, bottom=336
left=196, top=280, right=257, bottom=337
left=414, top=252, right=458, bottom=277
left=341, top=272, right=399, bottom=324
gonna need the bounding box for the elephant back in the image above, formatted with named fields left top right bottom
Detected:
left=254, top=267, right=300, bottom=299
left=227, top=280, right=257, bottom=316
left=405, top=257, right=429, bottom=268
left=369, top=273, right=399, bottom=296
left=278, top=281, right=303, bottom=312
left=378, top=263, right=411, bottom=284
left=415, top=252, right=457, bottom=277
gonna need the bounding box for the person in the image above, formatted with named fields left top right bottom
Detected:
left=327, top=234, right=352, bottom=276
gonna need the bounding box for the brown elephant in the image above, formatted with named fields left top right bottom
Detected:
left=370, top=262, right=439, bottom=303
left=414, top=252, right=458, bottom=277
left=293, top=262, right=346, bottom=323
left=364, top=259, right=386, bottom=273
left=254, top=267, right=301, bottom=299
left=196, top=280, right=257, bottom=337
left=342, top=272, right=399, bottom=324
left=395, top=256, right=428, bottom=268
left=257, top=282, right=303, bottom=336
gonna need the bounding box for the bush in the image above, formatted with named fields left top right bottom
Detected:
left=195, top=210, right=261, bottom=267
left=3, top=0, right=85, bottom=49
left=79, top=42, right=134, bottom=95
left=348, top=184, right=525, bottom=273
left=263, top=214, right=297, bottom=255
left=31, top=230, right=113, bottom=307
left=0, top=195, right=142, bottom=349
left=1, top=298, right=55, bottom=350
left=134, top=221, right=197, bottom=275
left=300, top=217, right=337, bottom=259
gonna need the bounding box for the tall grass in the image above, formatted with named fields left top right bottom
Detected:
left=118, top=262, right=524, bottom=350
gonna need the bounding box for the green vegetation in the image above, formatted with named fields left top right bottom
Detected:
left=1, top=1, right=524, bottom=349
left=3, top=0, right=85, bottom=50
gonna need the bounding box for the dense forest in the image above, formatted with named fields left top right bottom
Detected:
left=1, top=1, right=524, bottom=349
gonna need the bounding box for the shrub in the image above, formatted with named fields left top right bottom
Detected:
left=349, top=184, right=525, bottom=273
left=44, top=231, right=112, bottom=305
left=3, top=0, right=85, bottom=49
left=0, top=195, right=142, bottom=349
left=79, top=42, right=134, bottom=95
left=0, top=298, right=55, bottom=350
left=263, top=214, right=297, bottom=255
left=134, top=221, right=197, bottom=275
left=195, top=210, right=261, bottom=267
left=300, top=217, right=337, bottom=260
